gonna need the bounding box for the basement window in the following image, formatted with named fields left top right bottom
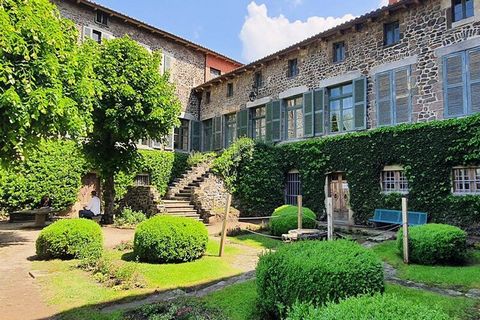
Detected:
left=134, top=174, right=150, bottom=187
left=381, top=166, right=408, bottom=193
left=285, top=170, right=301, bottom=205
left=452, top=167, right=480, bottom=195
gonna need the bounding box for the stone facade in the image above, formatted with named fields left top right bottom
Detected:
left=198, top=0, right=480, bottom=133
left=117, top=186, right=161, bottom=217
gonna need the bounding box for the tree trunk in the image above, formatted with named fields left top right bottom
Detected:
left=103, top=174, right=116, bottom=224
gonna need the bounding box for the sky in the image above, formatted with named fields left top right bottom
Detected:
left=94, top=0, right=389, bottom=63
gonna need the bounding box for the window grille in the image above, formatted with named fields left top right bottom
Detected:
left=285, top=171, right=301, bottom=205
left=381, top=169, right=408, bottom=193
left=135, top=174, right=150, bottom=187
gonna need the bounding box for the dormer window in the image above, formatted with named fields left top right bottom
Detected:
left=287, top=59, right=299, bottom=78
left=452, top=0, right=474, bottom=22
left=95, top=10, right=108, bottom=26
left=227, top=83, right=234, bottom=97
left=384, top=21, right=400, bottom=46
left=254, top=71, right=263, bottom=89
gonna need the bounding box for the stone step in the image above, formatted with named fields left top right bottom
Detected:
left=188, top=182, right=201, bottom=187
left=163, top=203, right=193, bottom=209
left=176, top=190, right=192, bottom=196
left=164, top=212, right=200, bottom=218
left=168, top=196, right=191, bottom=201
left=165, top=207, right=196, bottom=213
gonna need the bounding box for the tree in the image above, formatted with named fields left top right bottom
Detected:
left=84, top=37, right=180, bottom=223
left=0, top=0, right=94, bottom=162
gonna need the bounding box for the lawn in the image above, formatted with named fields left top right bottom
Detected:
left=373, top=241, right=480, bottom=290
left=227, top=233, right=283, bottom=250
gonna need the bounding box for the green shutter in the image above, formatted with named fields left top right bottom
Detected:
left=202, top=119, right=212, bottom=151
left=271, top=100, right=282, bottom=141
left=303, top=91, right=314, bottom=137
left=376, top=72, right=392, bottom=126
left=313, top=89, right=325, bottom=136
left=213, top=116, right=223, bottom=150
left=236, top=109, right=249, bottom=138
left=353, top=77, right=367, bottom=130
left=190, top=121, right=201, bottom=151
left=266, top=101, right=273, bottom=142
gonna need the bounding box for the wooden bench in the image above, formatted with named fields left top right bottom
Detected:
left=369, top=209, right=427, bottom=226
left=9, top=208, right=57, bottom=227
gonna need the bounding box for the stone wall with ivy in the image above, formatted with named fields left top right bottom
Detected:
left=219, top=115, right=480, bottom=232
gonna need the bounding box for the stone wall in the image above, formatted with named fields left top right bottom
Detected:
left=117, top=186, right=161, bottom=217
left=200, top=0, right=480, bottom=129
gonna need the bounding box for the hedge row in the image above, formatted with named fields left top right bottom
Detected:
left=215, top=114, right=480, bottom=229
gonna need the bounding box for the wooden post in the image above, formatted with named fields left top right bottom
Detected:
left=219, top=194, right=232, bottom=257
left=402, top=196, right=409, bottom=264
left=297, top=195, right=303, bottom=230
left=327, top=197, right=334, bottom=241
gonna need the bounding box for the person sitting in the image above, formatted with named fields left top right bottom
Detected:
left=79, top=191, right=101, bottom=219
left=37, top=195, right=52, bottom=208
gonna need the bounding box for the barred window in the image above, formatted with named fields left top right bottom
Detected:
left=135, top=174, right=150, bottom=187
left=453, top=167, right=480, bottom=194
left=285, top=170, right=301, bottom=205
left=381, top=167, right=408, bottom=193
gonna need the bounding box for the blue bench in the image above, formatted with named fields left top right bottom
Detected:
left=369, top=209, right=427, bottom=226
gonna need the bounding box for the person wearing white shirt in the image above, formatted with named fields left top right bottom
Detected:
left=79, top=191, right=101, bottom=219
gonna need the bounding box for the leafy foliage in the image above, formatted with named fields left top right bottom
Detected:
left=270, top=205, right=317, bottom=236
left=187, top=151, right=216, bottom=168
left=286, top=294, right=450, bottom=320
left=36, top=219, right=103, bottom=260
left=114, top=207, right=146, bottom=227
left=0, top=139, right=88, bottom=211
left=133, top=215, right=208, bottom=263
left=0, top=0, right=94, bottom=161
left=256, top=240, right=384, bottom=318
left=397, top=223, right=467, bottom=265
left=215, top=115, right=480, bottom=229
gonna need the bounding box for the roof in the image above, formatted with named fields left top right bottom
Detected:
left=195, top=0, right=421, bottom=91
left=72, top=0, right=243, bottom=67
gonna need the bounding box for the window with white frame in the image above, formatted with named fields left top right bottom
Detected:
left=162, top=53, right=174, bottom=74
left=286, top=96, right=304, bottom=140
left=252, top=106, right=266, bottom=140
left=381, top=166, right=409, bottom=193
left=376, top=67, right=411, bottom=126
left=82, top=26, right=114, bottom=43
left=134, top=173, right=150, bottom=186
left=285, top=170, right=301, bottom=205
left=452, top=167, right=480, bottom=194
left=329, top=83, right=354, bottom=133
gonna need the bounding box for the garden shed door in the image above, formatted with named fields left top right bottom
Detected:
left=328, top=172, right=350, bottom=222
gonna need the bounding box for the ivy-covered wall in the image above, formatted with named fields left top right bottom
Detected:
left=225, top=115, right=480, bottom=231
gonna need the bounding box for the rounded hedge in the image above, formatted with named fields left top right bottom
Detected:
left=270, top=205, right=317, bottom=236
left=286, top=294, right=450, bottom=320
left=36, top=219, right=103, bottom=260
left=397, top=223, right=467, bottom=265
left=133, top=215, right=208, bottom=263
left=256, top=240, right=384, bottom=318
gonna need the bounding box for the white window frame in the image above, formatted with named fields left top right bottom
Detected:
left=380, top=165, right=409, bottom=194
left=452, top=166, right=480, bottom=195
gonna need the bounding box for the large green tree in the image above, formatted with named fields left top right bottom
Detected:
left=0, top=0, right=94, bottom=162
left=84, top=37, right=180, bottom=222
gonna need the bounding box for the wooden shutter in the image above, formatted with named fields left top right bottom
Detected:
left=468, top=48, right=480, bottom=114
left=353, top=77, right=367, bottom=130
left=394, top=67, right=411, bottom=124
left=271, top=100, right=282, bottom=141
left=236, top=109, right=249, bottom=138
left=190, top=121, right=201, bottom=151
left=202, top=119, right=212, bottom=151
left=313, top=89, right=325, bottom=136
left=444, top=52, right=466, bottom=117
left=164, top=128, right=174, bottom=150
left=82, top=26, right=93, bottom=41
left=266, top=101, right=273, bottom=143
left=213, top=116, right=223, bottom=150
left=377, top=72, right=392, bottom=126
left=303, top=91, right=314, bottom=137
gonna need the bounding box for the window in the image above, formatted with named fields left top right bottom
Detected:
left=328, top=83, right=354, bottom=133
left=333, top=42, right=345, bottom=63
left=95, top=10, right=108, bottom=26
left=384, top=21, right=400, bottom=46
left=205, top=91, right=211, bottom=104
left=287, top=59, right=299, bottom=78
left=227, top=83, right=234, bottom=97
left=224, top=113, right=236, bottom=147
left=376, top=67, right=411, bottom=126
left=286, top=96, right=304, bottom=140
left=285, top=170, right=301, bottom=205
left=210, top=68, right=221, bottom=79
left=134, top=174, right=150, bottom=187
left=254, top=71, right=263, bottom=89
left=162, top=53, right=173, bottom=74
left=174, top=119, right=189, bottom=151
left=381, top=167, right=408, bottom=193
left=202, top=119, right=213, bottom=151
left=444, top=47, right=480, bottom=117
left=453, top=167, right=480, bottom=194
left=251, top=106, right=266, bottom=140
left=92, top=30, right=102, bottom=44
left=137, top=138, right=152, bottom=148
left=452, top=0, right=474, bottom=22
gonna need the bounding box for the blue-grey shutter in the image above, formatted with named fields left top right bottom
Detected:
left=202, top=119, right=212, bottom=151
left=468, top=48, right=480, bottom=114
left=236, top=109, right=249, bottom=138
left=190, top=121, right=201, bottom=151
left=303, top=91, right=314, bottom=137
left=394, top=67, right=411, bottom=124
left=266, top=101, right=273, bottom=143
left=213, top=116, right=223, bottom=150
left=353, top=77, right=367, bottom=130
left=271, top=100, right=282, bottom=141
left=376, top=72, right=392, bottom=126
left=444, top=52, right=466, bottom=117
left=313, top=89, right=325, bottom=136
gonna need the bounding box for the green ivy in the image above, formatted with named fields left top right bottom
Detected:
left=216, top=115, right=480, bottom=229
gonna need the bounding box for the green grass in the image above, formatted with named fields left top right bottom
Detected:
left=373, top=241, right=480, bottom=290
left=227, top=233, right=282, bottom=250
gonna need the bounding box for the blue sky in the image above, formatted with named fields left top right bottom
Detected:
left=94, top=0, right=386, bottom=63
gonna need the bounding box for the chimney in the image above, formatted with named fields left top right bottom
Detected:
left=389, top=0, right=400, bottom=5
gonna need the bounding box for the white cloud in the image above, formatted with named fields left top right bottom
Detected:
left=239, top=2, right=356, bottom=62
left=288, top=0, right=303, bottom=7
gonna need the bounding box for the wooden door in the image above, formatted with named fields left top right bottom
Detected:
left=329, top=172, right=349, bottom=221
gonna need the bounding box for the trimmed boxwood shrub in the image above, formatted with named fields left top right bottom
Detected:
left=397, top=223, right=467, bottom=265
left=133, top=215, right=208, bottom=263
left=256, top=240, right=384, bottom=318
left=36, top=219, right=103, bottom=260
left=286, top=294, right=450, bottom=320
left=270, top=205, right=317, bottom=236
